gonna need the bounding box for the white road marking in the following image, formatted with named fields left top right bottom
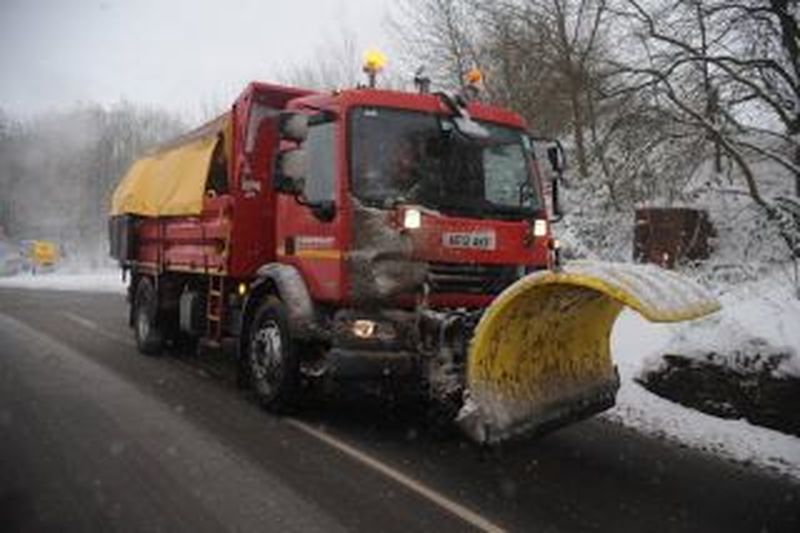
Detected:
left=63, top=311, right=99, bottom=330
left=62, top=311, right=136, bottom=347
left=286, top=419, right=506, bottom=533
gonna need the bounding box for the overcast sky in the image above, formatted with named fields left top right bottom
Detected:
left=0, top=0, right=396, bottom=119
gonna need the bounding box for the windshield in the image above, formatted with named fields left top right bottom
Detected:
left=350, top=107, right=540, bottom=219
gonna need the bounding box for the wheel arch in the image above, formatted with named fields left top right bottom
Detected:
left=238, top=263, right=315, bottom=358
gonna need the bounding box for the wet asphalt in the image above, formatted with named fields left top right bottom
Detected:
left=0, top=287, right=798, bottom=532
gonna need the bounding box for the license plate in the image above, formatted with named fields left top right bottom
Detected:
left=442, top=231, right=496, bottom=250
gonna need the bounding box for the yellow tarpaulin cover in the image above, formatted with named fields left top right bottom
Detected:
left=110, top=114, right=231, bottom=217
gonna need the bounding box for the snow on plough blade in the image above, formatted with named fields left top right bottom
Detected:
left=457, top=261, right=721, bottom=444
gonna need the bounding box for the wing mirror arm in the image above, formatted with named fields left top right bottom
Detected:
left=546, top=141, right=566, bottom=223
left=291, top=193, right=337, bottom=223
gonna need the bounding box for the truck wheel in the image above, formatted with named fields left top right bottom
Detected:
left=134, top=277, right=163, bottom=355
left=247, top=297, right=299, bottom=411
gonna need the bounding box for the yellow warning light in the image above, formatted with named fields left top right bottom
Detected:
left=363, top=48, right=387, bottom=88
left=466, top=67, right=483, bottom=85
left=363, top=48, right=387, bottom=74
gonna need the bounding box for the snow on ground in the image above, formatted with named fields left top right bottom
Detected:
left=653, top=273, right=800, bottom=378
left=0, top=269, right=126, bottom=293
left=606, top=271, right=800, bottom=481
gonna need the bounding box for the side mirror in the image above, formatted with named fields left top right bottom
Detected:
left=546, top=142, right=565, bottom=222
left=280, top=112, right=309, bottom=142
left=551, top=174, right=562, bottom=222
left=275, top=148, right=308, bottom=195
left=547, top=145, right=564, bottom=174
left=274, top=144, right=337, bottom=223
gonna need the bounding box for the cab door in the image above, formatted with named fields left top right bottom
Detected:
left=275, top=115, right=343, bottom=302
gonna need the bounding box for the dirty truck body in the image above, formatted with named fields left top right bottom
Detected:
left=109, top=82, right=719, bottom=443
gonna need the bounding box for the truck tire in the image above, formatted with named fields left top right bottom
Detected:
left=246, top=296, right=299, bottom=411
left=133, top=277, right=164, bottom=355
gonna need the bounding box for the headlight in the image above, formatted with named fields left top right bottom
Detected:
left=533, top=219, right=548, bottom=237
left=351, top=319, right=397, bottom=341
left=403, top=208, right=422, bottom=230
left=352, top=320, right=377, bottom=339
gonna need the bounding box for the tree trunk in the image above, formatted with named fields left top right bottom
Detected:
left=570, top=84, right=589, bottom=178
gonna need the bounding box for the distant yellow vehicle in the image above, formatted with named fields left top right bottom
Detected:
left=21, top=240, right=60, bottom=271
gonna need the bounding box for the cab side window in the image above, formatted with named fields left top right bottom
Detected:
left=206, top=136, right=229, bottom=194
left=304, top=122, right=335, bottom=203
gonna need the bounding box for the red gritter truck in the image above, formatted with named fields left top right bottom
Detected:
left=109, top=69, right=718, bottom=443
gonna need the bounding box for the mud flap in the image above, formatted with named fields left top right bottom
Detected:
left=458, top=261, right=721, bottom=444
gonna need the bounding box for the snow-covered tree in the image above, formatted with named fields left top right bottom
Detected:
left=613, top=0, right=799, bottom=256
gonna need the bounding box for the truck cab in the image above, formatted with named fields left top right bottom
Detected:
left=229, top=84, right=555, bottom=410
left=274, top=88, right=552, bottom=307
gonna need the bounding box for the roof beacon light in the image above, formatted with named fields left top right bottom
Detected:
left=464, top=67, right=483, bottom=100
left=363, top=48, right=387, bottom=88
left=466, top=68, right=483, bottom=85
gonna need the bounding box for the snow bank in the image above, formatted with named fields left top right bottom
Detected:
left=606, top=274, right=800, bottom=480
left=650, top=271, right=800, bottom=377
left=666, top=275, right=800, bottom=377
left=0, top=270, right=126, bottom=293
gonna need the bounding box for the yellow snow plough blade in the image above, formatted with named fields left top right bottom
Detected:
left=458, top=261, right=721, bottom=443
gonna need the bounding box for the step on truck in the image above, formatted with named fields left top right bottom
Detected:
left=109, top=60, right=719, bottom=443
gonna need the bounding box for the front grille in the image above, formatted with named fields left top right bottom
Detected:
left=427, top=262, right=520, bottom=295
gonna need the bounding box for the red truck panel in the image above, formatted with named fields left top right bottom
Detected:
left=134, top=195, right=233, bottom=274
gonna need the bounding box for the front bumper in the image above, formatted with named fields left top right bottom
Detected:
left=325, top=348, right=419, bottom=379
left=325, top=306, right=479, bottom=381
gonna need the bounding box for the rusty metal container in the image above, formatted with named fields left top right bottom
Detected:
left=634, top=207, right=715, bottom=268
